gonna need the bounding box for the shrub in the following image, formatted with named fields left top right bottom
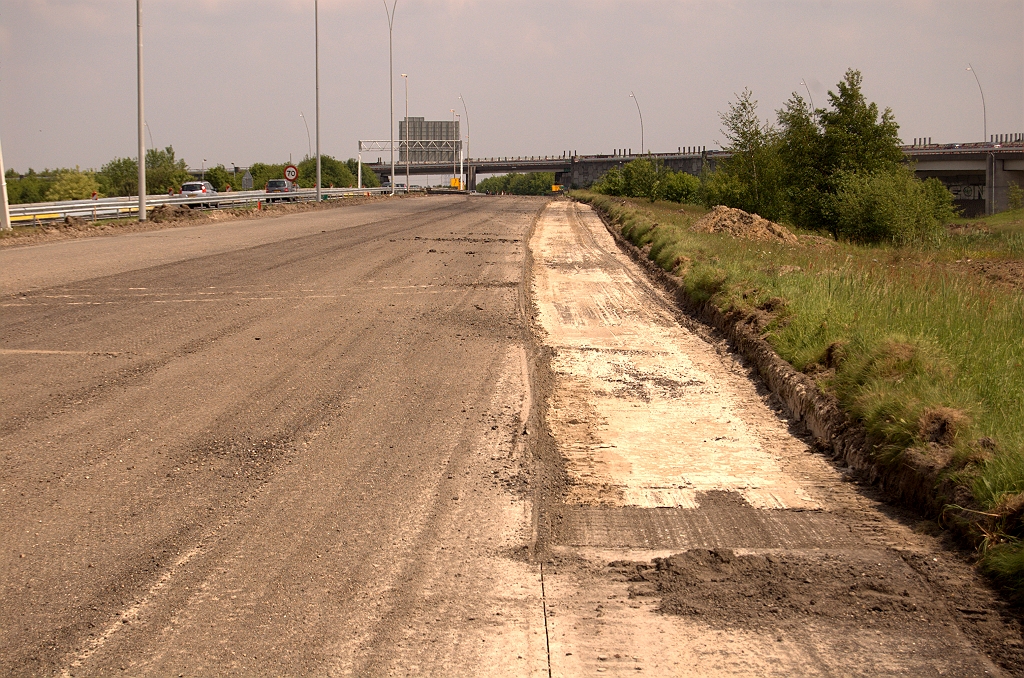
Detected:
left=1009, top=182, right=1024, bottom=211
left=477, top=172, right=554, bottom=195
left=592, top=159, right=700, bottom=205
left=45, top=169, right=101, bottom=201
left=832, top=166, right=954, bottom=244
left=663, top=171, right=700, bottom=204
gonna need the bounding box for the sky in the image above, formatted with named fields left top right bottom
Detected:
left=1, top=0, right=1022, bottom=172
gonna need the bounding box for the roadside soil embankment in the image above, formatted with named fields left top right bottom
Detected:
left=529, top=199, right=1024, bottom=675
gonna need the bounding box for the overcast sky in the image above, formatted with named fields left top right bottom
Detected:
left=1, top=0, right=1022, bottom=172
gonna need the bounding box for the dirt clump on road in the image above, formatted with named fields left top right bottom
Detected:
left=693, top=205, right=798, bottom=244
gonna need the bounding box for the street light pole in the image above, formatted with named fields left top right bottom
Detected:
left=800, top=79, right=815, bottom=110
left=966, top=64, right=988, bottom=142
left=383, top=0, right=398, bottom=195
left=630, top=91, right=644, bottom=155
left=451, top=109, right=457, bottom=184
left=402, top=74, right=409, bottom=193
left=458, top=94, right=470, bottom=163
left=459, top=94, right=470, bottom=190
left=0, top=133, right=10, bottom=231
left=300, top=112, right=312, bottom=159
left=315, top=0, right=321, bottom=202
left=137, top=0, right=147, bottom=221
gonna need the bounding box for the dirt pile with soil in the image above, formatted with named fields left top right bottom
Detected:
left=693, top=205, right=798, bottom=244
left=614, top=548, right=1024, bottom=651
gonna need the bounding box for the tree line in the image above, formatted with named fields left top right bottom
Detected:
left=4, top=149, right=378, bottom=204
left=593, top=69, right=956, bottom=244
left=476, top=172, right=555, bottom=195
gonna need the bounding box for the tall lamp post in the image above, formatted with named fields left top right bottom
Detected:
left=315, top=0, right=321, bottom=201
left=401, top=74, right=409, bottom=193
left=629, top=91, right=644, bottom=155
left=0, top=133, right=10, bottom=231
left=383, top=0, right=398, bottom=195
left=800, top=79, right=815, bottom=110
left=451, top=109, right=457, bottom=184
left=300, top=112, right=312, bottom=159
left=459, top=94, right=470, bottom=190
left=966, top=64, right=988, bottom=142
left=458, top=94, right=470, bottom=163
left=137, top=0, right=147, bottom=221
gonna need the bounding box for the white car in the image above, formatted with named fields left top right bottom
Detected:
left=180, top=181, right=217, bottom=207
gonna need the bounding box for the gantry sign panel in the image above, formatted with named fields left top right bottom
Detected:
left=399, top=118, right=461, bottom=163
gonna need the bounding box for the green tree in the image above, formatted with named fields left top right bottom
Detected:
left=346, top=158, right=380, bottom=188
left=776, top=94, right=827, bottom=229
left=146, top=146, right=191, bottom=195
left=204, top=165, right=231, bottom=192
left=248, top=163, right=286, bottom=191
left=45, top=168, right=101, bottom=201
left=819, top=69, right=903, bottom=176
left=707, top=88, right=785, bottom=220
left=98, top=157, right=138, bottom=197
left=5, top=169, right=52, bottom=204
left=297, top=155, right=355, bottom=188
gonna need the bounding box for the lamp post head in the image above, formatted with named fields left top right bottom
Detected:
left=401, top=73, right=407, bottom=78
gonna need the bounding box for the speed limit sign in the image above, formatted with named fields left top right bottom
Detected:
left=283, top=165, right=298, bottom=182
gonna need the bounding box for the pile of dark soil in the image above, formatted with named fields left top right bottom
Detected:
left=615, top=548, right=948, bottom=631
left=149, top=205, right=202, bottom=223
left=693, top=206, right=798, bottom=244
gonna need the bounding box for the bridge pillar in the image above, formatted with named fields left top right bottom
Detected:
left=467, top=165, right=477, bottom=192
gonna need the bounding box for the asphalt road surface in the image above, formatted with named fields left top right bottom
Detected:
left=1, top=196, right=1022, bottom=676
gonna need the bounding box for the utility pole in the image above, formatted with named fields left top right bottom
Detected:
left=0, top=133, right=10, bottom=231
left=383, top=1, right=398, bottom=195
left=402, top=74, right=409, bottom=193
left=137, top=0, right=147, bottom=221
left=459, top=94, right=470, bottom=190
left=315, top=0, right=322, bottom=202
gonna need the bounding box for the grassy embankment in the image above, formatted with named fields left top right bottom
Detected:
left=573, top=190, right=1024, bottom=593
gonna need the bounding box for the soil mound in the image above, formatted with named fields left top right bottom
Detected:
left=150, top=205, right=202, bottom=223
left=693, top=205, right=798, bottom=244
left=614, top=548, right=950, bottom=632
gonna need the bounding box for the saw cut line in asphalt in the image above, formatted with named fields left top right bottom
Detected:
left=529, top=199, right=1023, bottom=676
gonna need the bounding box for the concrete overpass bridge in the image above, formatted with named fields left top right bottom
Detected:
left=363, top=139, right=1024, bottom=216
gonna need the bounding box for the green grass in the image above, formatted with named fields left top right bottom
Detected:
left=574, top=191, right=1024, bottom=593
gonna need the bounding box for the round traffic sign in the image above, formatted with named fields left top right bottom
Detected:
left=284, top=165, right=298, bottom=182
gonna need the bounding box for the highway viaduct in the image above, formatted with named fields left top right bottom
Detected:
left=364, top=139, right=1024, bottom=217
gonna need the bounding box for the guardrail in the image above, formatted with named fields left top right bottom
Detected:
left=8, top=187, right=396, bottom=225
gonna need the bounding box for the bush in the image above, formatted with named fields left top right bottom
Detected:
left=663, top=171, right=701, bottom=204
left=1010, top=182, right=1024, bottom=211
left=476, top=172, right=554, bottom=195
left=832, top=165, right=955, bottom=244
left=592, top=158, right=700, bottom=204
left=45, top=169, right=101, bottom=201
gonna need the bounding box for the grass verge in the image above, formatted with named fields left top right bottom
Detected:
left=573, top=190, right=1024, bottom=598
